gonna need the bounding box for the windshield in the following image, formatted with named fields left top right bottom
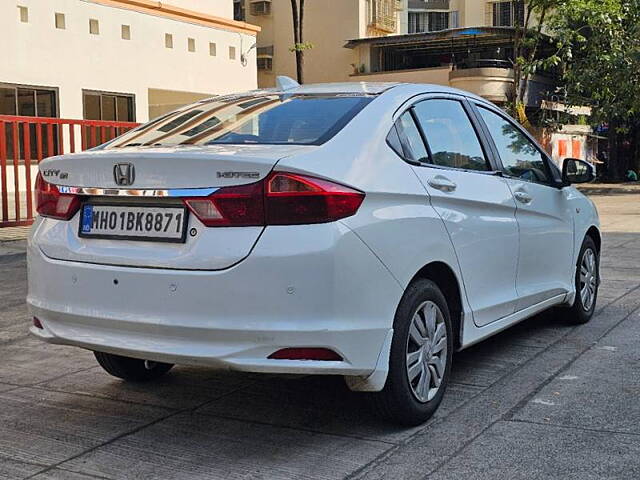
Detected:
left=106, top=94, right=373, bottom=148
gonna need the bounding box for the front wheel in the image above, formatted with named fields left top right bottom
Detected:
left=368, top=279, right=453, bottom=426
left=564, top=236, right=599, bottom=324
left=94, top=351, right=174, bottom=382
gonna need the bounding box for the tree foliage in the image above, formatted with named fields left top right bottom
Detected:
left=550, top=0, right=640, bottom=178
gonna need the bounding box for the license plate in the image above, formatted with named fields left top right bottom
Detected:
left=79, top=204, right=188, bottom=243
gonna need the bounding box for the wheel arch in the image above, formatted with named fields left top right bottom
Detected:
left=585, top=225, right=601, bottom=253
left=410, top=261, right=464, bottom=350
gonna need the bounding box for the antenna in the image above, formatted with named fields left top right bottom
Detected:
left=276, top=76, right=300, bottom=91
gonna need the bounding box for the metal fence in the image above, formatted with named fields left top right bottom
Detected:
left=0, top=115, right=139, bottom=227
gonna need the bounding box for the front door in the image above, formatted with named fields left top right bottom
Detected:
left=474, top=105, right=574, bottom=310
left=396, top=97, right=520, bottom=327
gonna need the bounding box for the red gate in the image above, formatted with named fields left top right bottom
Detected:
left=0, top=115, right=139, bottom=227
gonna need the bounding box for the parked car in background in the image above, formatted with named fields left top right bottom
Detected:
left=27, top=79, right=600, bottom=425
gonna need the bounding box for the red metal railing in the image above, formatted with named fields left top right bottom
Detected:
left=0, top=115, right=139, bottom=227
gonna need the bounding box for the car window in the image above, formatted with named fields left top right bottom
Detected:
left=477, top=106, right=550, bottom=184
left=386, top=125, right=404, bottom=157
left=107, top=94, right=372, bottom=148
left=412, top=99, right=489, bottom=172
left=395, top=111, right=429, bottom=163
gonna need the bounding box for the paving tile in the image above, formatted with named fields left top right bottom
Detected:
left=0, top=304, right=32, bottom=345
left=0, top=339, right=96, bottom=386
left=0, top=454, right=45, bottom=480
left=429, top=421, right=640, bottom=480
left=0, top=387, right=170, bottom=465
left=62, top=412, right=391, bottom=480
left=451, top=336, right=542, bottom=387
left=196, top=374, right=481, bottom=443
left=42, top=365, right=257, bottom=410
left=512, top=309, right=640, bottom=434
left=30, top=468, right=106, bottom=480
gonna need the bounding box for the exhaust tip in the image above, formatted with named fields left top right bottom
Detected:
left=268, top=348, right=343, bottom=361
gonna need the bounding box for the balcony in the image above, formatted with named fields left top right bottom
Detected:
left=368, top=0, right=398, bottom=33
left=249, top=0, right=271, bottom=16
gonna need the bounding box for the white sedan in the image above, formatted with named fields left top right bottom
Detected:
left=27, top=80, right=600, bottom=425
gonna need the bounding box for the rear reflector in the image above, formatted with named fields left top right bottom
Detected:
left=35, top=173, right=81, bottom=220
left=268, top=348, right=343, bottom=361
left=32, top=317, right=43, bottom=329
left=183, top=172, right=364, bottom=227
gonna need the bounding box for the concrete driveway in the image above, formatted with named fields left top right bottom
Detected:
left=1, top=194, right=639, bottom=479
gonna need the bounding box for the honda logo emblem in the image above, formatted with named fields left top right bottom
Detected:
left=113, top=163, right=135, bottom=186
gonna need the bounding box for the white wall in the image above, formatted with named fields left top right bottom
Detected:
left=3, top=0, right=257, bottom=122
left=169, top=0, right=234, bottom=19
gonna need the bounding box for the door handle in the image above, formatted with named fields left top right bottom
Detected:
left=428, top=175, right=457, bottom=192
left=514, top=191, right=532, bottom=204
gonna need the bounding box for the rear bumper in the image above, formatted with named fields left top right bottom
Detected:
left=27, top=222, right=402, bottom=375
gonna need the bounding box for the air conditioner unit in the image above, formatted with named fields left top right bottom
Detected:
left=250, top=0, right=271, bottom=16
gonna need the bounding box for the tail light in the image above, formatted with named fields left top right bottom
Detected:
left=184, top=172, right=364, bottom=227
left=35, top=173, right=81, bottom=220
left=183, top=182, right=264, bottom=227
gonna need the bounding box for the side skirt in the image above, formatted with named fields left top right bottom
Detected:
left=459, top=293, right=567, bottom=350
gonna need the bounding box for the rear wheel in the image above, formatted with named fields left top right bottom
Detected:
left=369, top=279, right=453, bottom=426
left=563, top=235, right=599, bottom=324
left=94, top=351, right=174, bottom=382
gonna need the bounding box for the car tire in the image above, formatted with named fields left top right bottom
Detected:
left=563, top=235, right=599, bottom=324
left=94, top=351, right=174, bottom=382
left=368, top=278, right=453, bottom=426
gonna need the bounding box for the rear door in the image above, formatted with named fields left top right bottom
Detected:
left=472, top=103, right=574, bottom=309
left=396, top=95, right=520, bottom=327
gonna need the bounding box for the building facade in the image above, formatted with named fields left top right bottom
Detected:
left=2, top=0, right=260, bottom=123
left=234, top=0, right=406, bottom=87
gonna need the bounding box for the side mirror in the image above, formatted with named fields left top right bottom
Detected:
left=562, top=158, right=595, bottom=185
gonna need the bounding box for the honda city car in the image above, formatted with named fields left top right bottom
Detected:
left=27, top=80, right=600, bottom=425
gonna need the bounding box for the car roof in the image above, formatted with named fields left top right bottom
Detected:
left=229, top=81, right=491, bottom=104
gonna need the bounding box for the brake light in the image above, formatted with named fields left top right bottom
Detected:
left=35, top=173, right=81, bottom=220
left=183, top=182, right=264, bottom=227
left=183, top=172, right=364, bottom=227
left=265, top=173, right=365, bottom=225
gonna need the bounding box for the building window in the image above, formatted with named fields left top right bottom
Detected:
left=229, top=46, right=237, bottom=60
left=89, top=18, right=100, bottom=35
left=209, top=42, right=217, bottom=56
left=408, top=11, right=449, bottom=33
left=428, top=11, right=449, bottom=31
left=234, top=0, right=245, bottom=21
left=0, top=84, right=57, bottom=117
left=121, top=24, right=131, bottom=40
left=257, top=57, right=272, bottom=71
left=18, top=5, right=28, bottom=23
left=188, top=37, right=196, bottom=52
left=1, top=83, right=59, bottom=158
left=450, top=10, right=459, bottom=28
left=55, top=12, right=66, bottom=29
left=491, top=1, right=525, bottom=27
left=165, top=33, right=173, bottom=48
left=83, top=90, right=135, bottom=122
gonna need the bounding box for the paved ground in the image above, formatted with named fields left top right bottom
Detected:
left=0, top=194, right=639, bottom=479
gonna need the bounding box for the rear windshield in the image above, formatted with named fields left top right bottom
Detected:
left=106, top=94, right=372, bottom=148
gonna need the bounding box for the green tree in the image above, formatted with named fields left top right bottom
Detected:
left=510, top=0, right=564, bottom=126
left=550, top=0, right=640, bottom=179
